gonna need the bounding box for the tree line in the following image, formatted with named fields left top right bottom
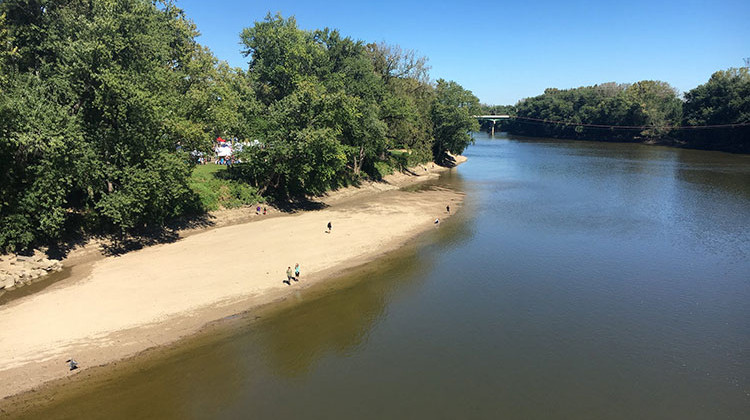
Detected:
left=0, top=1, right=480, bottom=253
left=481, top=69, right=750, bottom=153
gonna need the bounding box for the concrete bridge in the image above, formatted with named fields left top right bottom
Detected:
left=473, top=115, right=511, bottom=135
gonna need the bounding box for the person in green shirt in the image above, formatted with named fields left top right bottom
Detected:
left=285, top=266, right=294, bottom=284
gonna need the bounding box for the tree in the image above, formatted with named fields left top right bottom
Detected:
left=1, top=5, right=484, bottom=250
left=430, top=79, right=480, bottom=163
left=623, top=80, right=682, bottom=137
left=681, top=68, right=750, bottom=152
left=0, top=74, right=82, bottom=251
left=684, top=68, right=750, bottom=125
left=235, top=13, right=396, bottom=195
left=366, top=42, right=430, bottom=84
left=0, top=0, right=209, bottom=250
left=506, top=81, right=681, bottom=141
left=0, top=12, right=18, bottom=87
left=240, top=13, right=325, bottom=105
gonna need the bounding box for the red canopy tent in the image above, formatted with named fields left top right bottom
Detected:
left=216, top=137, right=226, bottom=142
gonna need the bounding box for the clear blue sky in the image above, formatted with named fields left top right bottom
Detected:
left=177, top=0, right=749, bottom=105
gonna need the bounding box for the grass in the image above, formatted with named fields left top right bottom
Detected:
left=189, top=164, right=262, bottom=211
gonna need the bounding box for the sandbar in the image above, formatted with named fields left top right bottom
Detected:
left=0, top=159, right=465, bottom=403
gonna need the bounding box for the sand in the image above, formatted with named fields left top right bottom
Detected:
left=0, top=159, right=465, bottom=401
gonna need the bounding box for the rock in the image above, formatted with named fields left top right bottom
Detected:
left=1, top=275, right=15, bottom=289
left=39, top=259, right=56, bottom=270
left=16, top=255, right=30, bottom=262
left=32, top=269, right=46, bottom=279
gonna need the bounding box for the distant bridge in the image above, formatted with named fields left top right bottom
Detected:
left=473, top=115, right=511, bottom=135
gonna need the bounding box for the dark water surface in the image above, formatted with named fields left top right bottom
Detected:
left=13, top=134, right=750, bottom=419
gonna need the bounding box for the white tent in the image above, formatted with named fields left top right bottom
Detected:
left=216, top=144, right=232, bottom=157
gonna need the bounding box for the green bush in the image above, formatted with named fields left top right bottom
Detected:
left=372, top=161, right=394, bottom=179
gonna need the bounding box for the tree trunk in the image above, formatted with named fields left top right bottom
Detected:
left=353, top=145, right=365, bottom=175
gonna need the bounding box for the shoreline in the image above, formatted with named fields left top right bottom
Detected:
left=0, top=158, right=466, bottom=406
left=494, top=130, right=750, bottom=154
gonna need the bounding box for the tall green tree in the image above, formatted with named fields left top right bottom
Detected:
left=0, top=0, right=212, bottom=250
left=431, top=79, right=480, bottom=163
left=240, top=13, right=325, bottom=106
left=235, top=15, right=350, bottom=196
left=367, top=42, right=434, bottom=160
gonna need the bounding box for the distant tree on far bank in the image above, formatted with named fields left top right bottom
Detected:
left=489, top=68, right=748, bottom=153
left=624, top=81, right=682, bottom=138
left=504, top=81, right=682, bottom=142
left=681, top=68, right=750, bottom=153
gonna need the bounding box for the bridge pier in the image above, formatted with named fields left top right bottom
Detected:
left=473, top=115, right=510, bottom=137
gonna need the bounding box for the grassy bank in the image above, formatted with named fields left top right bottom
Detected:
left=189, top=165, right=263, bottom=211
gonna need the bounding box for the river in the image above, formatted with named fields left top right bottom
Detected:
left=11, top=133, right=750, bottom=419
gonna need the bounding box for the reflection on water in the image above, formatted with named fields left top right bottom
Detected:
left=10, top=134, right=750, bottom=419
left=256, top=255, right=426, bottom=378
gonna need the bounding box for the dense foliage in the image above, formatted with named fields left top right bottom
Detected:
left=502, top=81, right=683, bottom=141
left=681, top=68, right=750, bottom=152
left=0, top=4, right=478, bottom=252
left=230, top=15, right=478, bottom=196
left=484, top=71, right=749, bottom=153
left=1, top=0, right=207, bottom=251
left=431, top=79, right=480, bottom=162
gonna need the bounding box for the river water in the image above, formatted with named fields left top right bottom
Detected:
left=13, top=133, right=750, bottom=419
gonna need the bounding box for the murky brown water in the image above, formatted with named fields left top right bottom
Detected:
left=6, top=134, right=750, bottom=419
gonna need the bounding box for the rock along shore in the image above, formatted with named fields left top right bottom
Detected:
left=0, top=251, right=63, bottom=293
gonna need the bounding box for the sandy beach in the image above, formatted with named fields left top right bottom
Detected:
left=0, top=159, right=465, bottom=403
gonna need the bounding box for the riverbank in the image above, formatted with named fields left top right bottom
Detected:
left=496, top=128, right=750, bottom=154
left=0, top=158, right=465, bottom=404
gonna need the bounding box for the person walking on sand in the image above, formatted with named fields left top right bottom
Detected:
left=263, top=207, right=267, bottom=215
left=256, top=205, right=261, bottom=215
left=294, top=263, right=301, bottom=280
left=446, top=204, right=450, bottom=214
left=286, top=266, right=294, bottom=284
left=327, top=221, right=332, bottom=233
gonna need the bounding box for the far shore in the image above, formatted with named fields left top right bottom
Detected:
left=0, top=157, right=466, bottom=404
